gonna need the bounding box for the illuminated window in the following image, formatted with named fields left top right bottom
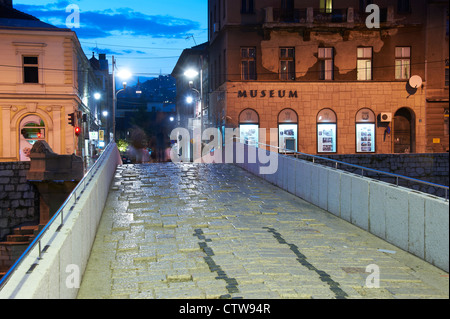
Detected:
left=318, top=47, right=334, bottom=80
left=395, top=47, right=411, bottom=80
left=320, top=0, right=333, bottom=13
left=357, top=47, right=373, bottom=81
left=280, top=48, right=295, bottom=81
left=239, top=108, right=259, bottom=146
left=355, top=108, right=376, bottom=153
left=317, top=109, right=337, bottom=153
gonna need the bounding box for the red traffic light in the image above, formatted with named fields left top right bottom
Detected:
left=75, top=126, right=81, bottom=136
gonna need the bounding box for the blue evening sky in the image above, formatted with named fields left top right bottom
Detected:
left=13, top=0, right=208, bottom=81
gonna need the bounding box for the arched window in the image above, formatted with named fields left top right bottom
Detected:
left=317, top=108, right=337, bottom=153
left=355, top=108, right=376, bottom=153
left=278, top=108, right=298, bottom=152
left=239, top=108, right=259, bottom=146
left=19, top=115, right=46, bottom=161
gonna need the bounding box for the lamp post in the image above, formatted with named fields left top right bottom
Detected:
left=112, top=55, right=132, bottom=142
left=184, top=65, right=203, bottom=134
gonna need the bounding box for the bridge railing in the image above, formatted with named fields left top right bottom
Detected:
left=0, top=142, right=121, bottom=298
left=240, top=139, right=449, bottom=201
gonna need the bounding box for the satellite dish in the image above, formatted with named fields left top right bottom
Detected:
left=408, top=75, right=423, bottom=89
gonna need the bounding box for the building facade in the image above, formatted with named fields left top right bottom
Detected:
left=207, top=0, right=449, bottom=155
left=0, top=1, right=102, bottom=162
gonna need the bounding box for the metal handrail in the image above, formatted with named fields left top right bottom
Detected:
left=0, top=142, right=116, bottom=291
left=237, top=139, right=449, bottom=201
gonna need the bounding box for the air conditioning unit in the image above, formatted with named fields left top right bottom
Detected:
left=380, top=112, right=392, bottom=122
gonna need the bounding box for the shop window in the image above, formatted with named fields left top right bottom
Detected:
left=355, top=108, right=376, bottom=153
left=395, top=47, right=411, bottom=80
left=317, top=109, right=337, bottom=153
left=239, top=108, right=259, bottom=146
left=23, top=56, right=39, bottom=83
left=278, top=108, right=298, bottom=153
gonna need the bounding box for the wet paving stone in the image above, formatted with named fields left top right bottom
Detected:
left=77, top=163, right=449, bottom=300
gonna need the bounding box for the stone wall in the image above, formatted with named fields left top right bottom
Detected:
left=0, top=162, right=39, bottom=240
left=297, top=153, right=449, bottom=198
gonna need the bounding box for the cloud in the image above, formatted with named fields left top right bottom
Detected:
left=14, top=1, right=202, bottom=40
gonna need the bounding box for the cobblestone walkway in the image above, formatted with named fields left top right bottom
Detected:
left=77, top=163, right=449, bottom=299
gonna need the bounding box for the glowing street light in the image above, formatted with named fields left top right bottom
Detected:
left=184, top=69, right=199, bottom=79
left=117, top=69, right=132, bottom=80
left=94, top=92, right=101, bottom=100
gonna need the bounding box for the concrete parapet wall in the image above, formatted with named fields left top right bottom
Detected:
left=235, top=144, right=449, bottom=272
left=0, top=144, right=121, bottom=299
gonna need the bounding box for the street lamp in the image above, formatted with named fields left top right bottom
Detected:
left=184, top=66, right=203, bottom=134
left=112, top=55, right=132, bottom=142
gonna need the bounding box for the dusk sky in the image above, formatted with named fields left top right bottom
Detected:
left=14, top=0, right=208, bottom=82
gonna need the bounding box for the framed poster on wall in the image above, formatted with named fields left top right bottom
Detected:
left=317, top=108, right=337, bottom=153
left=355, top=108, right=376, bottom=153
left=240, top=124, right=259, bottom=146
left=356, top=123, right=375, bottom=153
left=317, top=123, right=337, bottom=153
left=278, top=124, right=298, bottom=152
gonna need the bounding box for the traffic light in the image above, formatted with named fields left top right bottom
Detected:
left=75, top=126, right=81, bottom=136
left=68, top=113, right=75, bottom=126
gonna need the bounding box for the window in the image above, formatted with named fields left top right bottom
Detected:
left=23, top=56, right=39, bottom=83
left=239, top=108, right=259, bottom=146
left=357, top=47, right=373, bottom=81
left=397, top=0, right=410, bottom=13
left=278, top=108, right=298, bottom=153
left=241, top=0, right=254, bottom=14
left=280, top=48, right=295, bottom=81
left=318, top=47, right=334, bottom=80
left=19, top=115, right=46, bottom=161
left=395, top=47, right=411, bottom=80
left=241, top=47, right=256, bottom=81
left=317, top=109, right=337, bottom=153
left=320, top=0, right=333, bottom=13
left=355, top=108, right=376, bottom=153
left=359, top=0, right=373, bottom=11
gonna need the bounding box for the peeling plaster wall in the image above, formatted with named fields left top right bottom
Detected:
left=261, top=30, right=387, bottom=77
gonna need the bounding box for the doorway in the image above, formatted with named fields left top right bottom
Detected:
left=393, top=107, right=415, bottom=153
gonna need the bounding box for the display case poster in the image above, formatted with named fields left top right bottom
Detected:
left=278, top=124, right=298, bottom=152
left=240, top=124, right=259, bottom=146
left=317, top=124, right=337, bottom=153
left=356, top=123, right=375, bottom=152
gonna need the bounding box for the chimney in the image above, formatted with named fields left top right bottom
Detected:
left=0, top=0, right=13, bottom=8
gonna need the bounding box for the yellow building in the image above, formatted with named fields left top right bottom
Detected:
left=0, top=1, right=101, bottom=162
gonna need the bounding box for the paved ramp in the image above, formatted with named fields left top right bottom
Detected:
left=77, top=163, right=448, bottom=299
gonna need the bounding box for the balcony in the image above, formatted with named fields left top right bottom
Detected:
left=265, top=6, right=393, bottom=27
